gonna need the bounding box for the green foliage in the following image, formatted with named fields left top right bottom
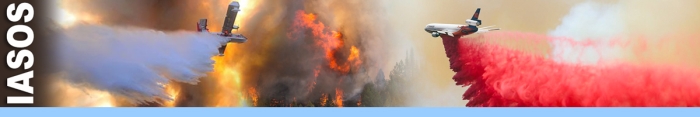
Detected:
left=360, top=83, right=384, bottom=107
left=360, top=56, right=412, bottom=107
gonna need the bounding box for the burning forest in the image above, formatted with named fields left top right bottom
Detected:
left=215, top=0, right=385, bottom=107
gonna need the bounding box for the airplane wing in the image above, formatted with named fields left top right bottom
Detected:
left=209, top=32, right=247, bottom=43
left=437, top=30, right=454, bottom=37
left=221, top=2, right=241, bottom=34
left=206, top=1, right=246, bottom=56
left=219, top=2, right=247, bottom=43
left=229, top=34, right=247, bottom=43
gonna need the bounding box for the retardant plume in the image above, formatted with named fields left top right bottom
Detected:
left=443, top=32, right=700, bottom=106
left=50, top=23, right=229, bottom=105
left=441, top=1, right=700, bottom=106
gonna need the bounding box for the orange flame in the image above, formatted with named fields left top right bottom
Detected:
left=335, top=88, right=344, bottom=107
left=314, top=67, right=321, bottom=78
left=308, top=66, right=321, bottom=93
left=328, top=45, right=363, bottom=73
left=289, top=10, right=362, bottom=74
left=348, top=46, right=361, bottom=66
left=320, top=93, right=329, bottom=106
left=163, top=83, right=181, bottom=107
left=208, top=56, right=246, bottom=107
left=357, top=95, right=362, bottom=106
left=248, top=87, right=259, bottom=106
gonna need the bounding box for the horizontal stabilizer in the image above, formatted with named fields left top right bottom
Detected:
left=477, top=27, right=500, bottom=34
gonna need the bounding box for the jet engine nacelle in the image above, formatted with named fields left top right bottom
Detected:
left=431, top=32, right=440, bottom=37
left=466, top=20, right=481, bottom=26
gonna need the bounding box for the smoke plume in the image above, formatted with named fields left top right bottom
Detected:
left=548, top=1, right=625, bottom=64
left=221, top=0, right=393, bottom=106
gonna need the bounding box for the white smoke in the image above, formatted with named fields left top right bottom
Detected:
left=548, top=1, right=626, bottom=65
left=54, top=24, right=228, bottom=103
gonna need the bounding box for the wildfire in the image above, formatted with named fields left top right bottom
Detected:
left=320, top=93, right=329, bottom=106
left=348, top=46, right=360, bottom=61
left=307, top=66, right=321, bottom=93
left=50, top=78, right=116, bottom=107
left=357, top=97, right=361, bottom=106
left=287, top=10, right=364, bottom=107
left=207, top=56, right=247, bottom=107
left=314, top=67, right=321, bottom=78
left=335, top=88, right=344, bottom=107
left=248, top=87, right=259, bottom=106
left=214, top=67, right=246, bottom=107
left=205, top=0, right=260, bottom=107
left=290, top=10, right=363, bottom=74
left=163, top=83, right=181, bottom=107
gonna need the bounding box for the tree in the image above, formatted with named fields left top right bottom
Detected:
left=358, top=49, right=415, bottom=107
left=385, top=60, right=408, bottom=106
left=361, top=83, right=384, bottom=106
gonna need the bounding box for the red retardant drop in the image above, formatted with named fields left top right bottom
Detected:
left=440, top=32, right=700, bottom=107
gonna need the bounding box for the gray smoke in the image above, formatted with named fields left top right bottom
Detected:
left=228, top=0, right=393, bottom=103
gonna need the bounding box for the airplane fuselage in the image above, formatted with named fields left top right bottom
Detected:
left=424, top=8, right=499, bottom=38
left=424, top=23, right=462, bottom=33
left=424, top=23, right=478, bottom=37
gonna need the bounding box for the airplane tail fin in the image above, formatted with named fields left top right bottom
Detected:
left=471, top=8, right=481, bottom=20
left=470, top=8, right=482, bottom=26
left=197, top=19, right=208, bottom=32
